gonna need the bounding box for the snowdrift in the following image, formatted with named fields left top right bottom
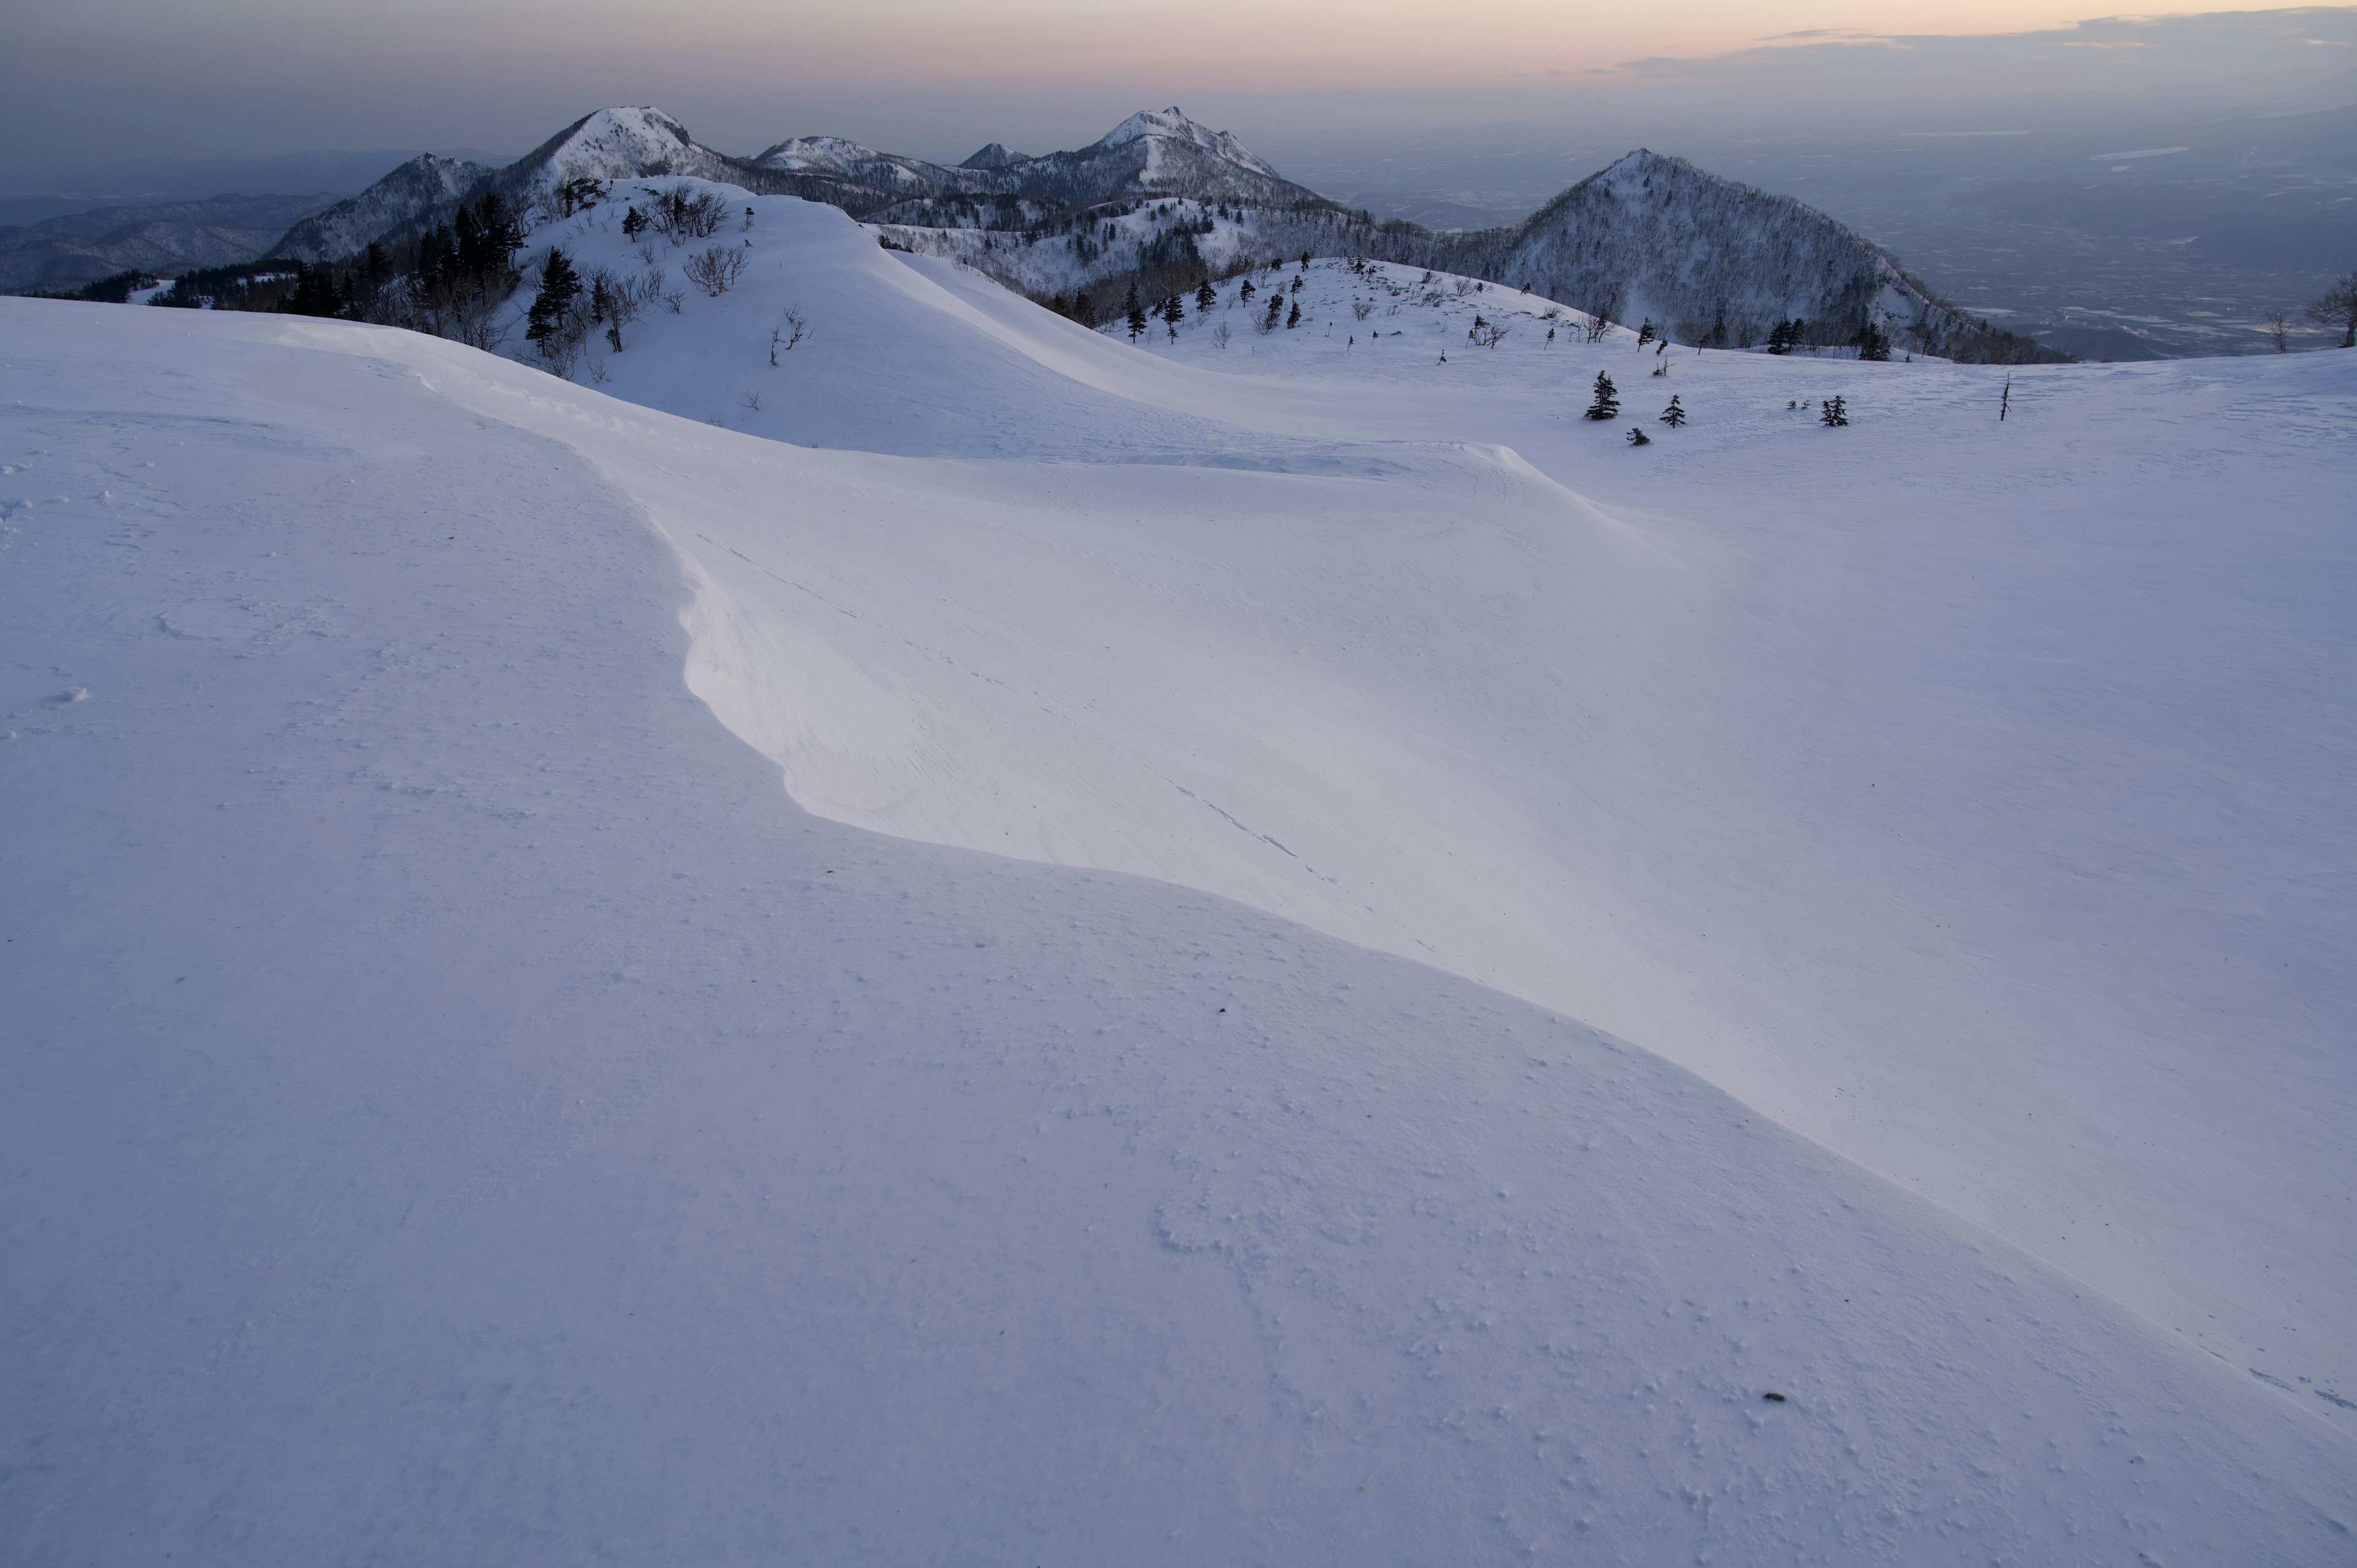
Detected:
left=499, top=187, right=2357, bottom=1427
left=5, top=180, right=2354, bottom=1561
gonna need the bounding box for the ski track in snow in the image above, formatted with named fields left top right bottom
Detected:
left=2, top=185, right=2353, bottom=1562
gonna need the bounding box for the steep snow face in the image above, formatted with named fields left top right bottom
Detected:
left=7, top=292, right=2356, bottom=1567
left=1459, top=149, right=1929, bottom=346
left=508, top=188, right=2357, bottom=1427
left=273, top=153, right=490, bottom=261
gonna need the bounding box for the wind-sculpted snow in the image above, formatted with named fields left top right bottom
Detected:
left=506, top=190, right=2357, bottom=1435
left=7, top=294, right=2355, bottom=1566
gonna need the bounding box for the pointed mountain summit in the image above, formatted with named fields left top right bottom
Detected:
left=1091, top=107, right=1283, bottom=177
left=1442, top=148, right=2030, bottom=357
left=499, top=107, right=743, bottom=208
left=271, top=108, right=754, bottom=261
left=996, top=107, right=1314, bottom=206
left=959, top=142, right=1030, bottom=171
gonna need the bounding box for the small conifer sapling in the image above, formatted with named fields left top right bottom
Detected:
left=1584, top=371, right=1620, bottom=420
left=1660, top=395, right=1686, bottom=428
left=1626, top=425, right=1651, bottom=446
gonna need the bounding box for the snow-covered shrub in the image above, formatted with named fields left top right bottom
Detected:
left=683, top=245, right=747, bottom=297
left=646, top=187, right=730, bottom=242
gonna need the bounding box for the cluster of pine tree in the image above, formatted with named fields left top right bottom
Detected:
left=1854, top=320, right=1892, bottom=361
left=49, top=269, right=157, bottom=304
left=240, top=190, right=528, bottom=346
left=1040, top=290, right=1100, bottom=327
left=1765, top=318, right=1808, bottom=355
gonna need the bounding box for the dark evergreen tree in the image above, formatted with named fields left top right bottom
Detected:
left=1124, top=282, right=1147, bottom=341
left=525, top=249, right=581, bottom=345
left=1160, top=294, right=1184, bottom=330
left=1263, top=292, right=1284, bottom=332
left=1071, top=292, right=1098, bottom=328
left=1766, top=319, right=1791, bottom=355
left=1195, top=280, right=1216, bottom=313
left=452, top=192, right=521, bottom=282
left=1636, top=319, right=1655, bottom=347
left=1239, top=278, right=1255, bottom=304
left=1286, top=299, right=1301, bottom=328
left=621, top=206, right=647, bottom=239
left=1583, top=371, right=1620, bottom=421
left=282, top=262, right=343, bottom=319
left=1856, top=320, right=1891, bottom=361
left=1820, top=395, right=1849, bottom=427
left=1660, top=395, right=1686, bottom=428
left=1626, top=425, right=1652, bottom=446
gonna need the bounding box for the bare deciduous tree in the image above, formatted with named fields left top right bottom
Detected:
left=2303, top=274, right=2356, bottom=348
left=769, top=309, right=808, bottom=366
left=645, top=187, right=730, bottom=242
left=683, top=245, right=746, bottom=297
left=2263, top=311, right=2293, bottom=352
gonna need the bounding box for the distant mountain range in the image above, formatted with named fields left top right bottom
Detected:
left=12, top=104, right=2062, bottom=361
left=0, top=193, right=341, bottom=295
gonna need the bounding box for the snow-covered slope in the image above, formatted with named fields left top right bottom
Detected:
left=507, top=187, right=2357, bottom=1430
left=7, top=286, right=2354, bottom=1567
left=273, top=152, right=492, bottom=261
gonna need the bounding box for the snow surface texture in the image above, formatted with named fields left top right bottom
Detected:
left=4, top=189, right=2354, bottom=1564
left=525, top=187, right=2357, bottom=1413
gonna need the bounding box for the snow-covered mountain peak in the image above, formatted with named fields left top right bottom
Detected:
left=1090, top=107, right=1280, bottom=178
left=754, top=134, right=888, bottom=171
left=549, top=106, right=699, bottom=164
left=504, top=106, right=740, bottom=207
left=958, top=141, right=1030, bottom=171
